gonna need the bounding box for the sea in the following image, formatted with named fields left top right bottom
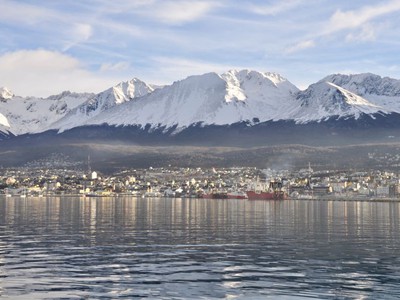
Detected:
left=0, top=196, right=399, bottom=299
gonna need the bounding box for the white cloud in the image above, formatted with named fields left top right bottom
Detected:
left=0, top=50, right=125, bottom=97
left=100, top=61, right=131, bottom=72
left=94, top=0, right=218, bottom=25
left=345, top=24, right=377, bottom=42
left=0, top=0, right=58, bottom=25
left=140, top=1, right=219, bottom=25
left=325, top=0, right=400, bottom=34
left=63, top=23, right=93, bottom=51
left=0, top=49, right=80, bottom=71
left=75, top=23, right=93, bottom=41
left=283, top=1, right=400, bottom=53
left=249, top=0, right=305, bottom=16
left=285, top=40, right=315, bottom=54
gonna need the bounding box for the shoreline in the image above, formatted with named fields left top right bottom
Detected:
left=1, top=194, right=400, bottom=202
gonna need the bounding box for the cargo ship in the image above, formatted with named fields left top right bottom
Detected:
left=246, top=180, right=288, bottom=200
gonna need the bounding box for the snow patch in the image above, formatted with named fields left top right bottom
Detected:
left=0, top=112, right=10, bottom=127
left=0, top=87, right=14, bottom=101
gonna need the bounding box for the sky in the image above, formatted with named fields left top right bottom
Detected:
left=1, top=0, right=400, bottom=97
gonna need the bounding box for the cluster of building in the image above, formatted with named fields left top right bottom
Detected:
left=0, top=166, right=400, bottom=199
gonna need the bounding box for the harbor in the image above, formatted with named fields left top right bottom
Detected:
left=2, top=165, right=400, bottom=201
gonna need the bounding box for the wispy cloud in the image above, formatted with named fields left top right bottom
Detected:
left=325, top=0, right=400, bottom=34
left=284, top=0, right=400, bottom=54
left=249, top=0, right=306, bottom=16
left=100, top=61, right=131, bottom=72
left=137, top=0, right=220, bottom=25
left=285, top=40, right=315, bottom=54
left=0, top=0, right=400, bottom=95
left=0, top=0, right=58, bottom=25
left=63, top=23, right=93, bottom=51
left=93, top=0, right=219, bottom=25
left=345, top=24, right=377, bottom=42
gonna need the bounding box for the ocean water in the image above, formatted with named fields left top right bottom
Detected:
left=0, top=196, right=399, bottom=299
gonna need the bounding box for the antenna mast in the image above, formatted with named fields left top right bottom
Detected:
left=88, top=155, right=91, bottom=174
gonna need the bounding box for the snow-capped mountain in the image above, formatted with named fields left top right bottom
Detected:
left=52, top=70, right=300, bottom=132
left=51, top=69, right=399, bottom=133
left=293, top=81, right=385, bottom=123
left=49, top=78, right=154, bottom=131
left=324, top=73, right=400, bottom=97
left=0, top=90, right=93, bottom=135
left=2, top=70, right=400, bottom=138
left=322, top=73, right=400, bottom=112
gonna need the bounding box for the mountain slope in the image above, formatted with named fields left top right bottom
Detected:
left=293, top=81, right=385, bottom=122
left=0, top=87, right=13, bottom=132
left=323, top=73, right=400, bottom=112
left=53, top=70, right=300, bottom=132
left=2, top=70, right=400, bottom=138
left=0, top=90, right=93, bottom=135
left=49, top=78, right=154, bottom=131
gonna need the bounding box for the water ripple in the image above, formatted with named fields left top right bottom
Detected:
left=1, top=197, right=400, bottom=299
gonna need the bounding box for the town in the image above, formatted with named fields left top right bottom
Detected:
left=1, top=164, right=400, bottom=200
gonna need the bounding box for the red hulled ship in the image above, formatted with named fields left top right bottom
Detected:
left=246, top=180, right=288, bottom=200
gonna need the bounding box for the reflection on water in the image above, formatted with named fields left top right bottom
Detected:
left=0, top=197, right=400, bottom=299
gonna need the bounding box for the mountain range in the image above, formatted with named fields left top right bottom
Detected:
left=2, top=69, right=400, bottom=170
left=1, top=69, right=400, bottom=145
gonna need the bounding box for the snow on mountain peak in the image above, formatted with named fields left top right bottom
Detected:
left=0, top=87, right=14, bottom=101
left=221, top=71, right=247, bottom=102
left=112, top=78, right=154, bottom=104
left=221, top=69, right=299, bottom=104
left=74, top=77, right=154, bottom=116
left=48, top=77, right=155, bottom=132
left=47, top=90, right=94, bottom=101
left=326, top=82, right=379, bottom=108
left=294, top=80, right=385, bottom=122
left=222, top=69, right=293, bottom=87
left=3, top=71, right=400, bottom=136
left=322, top=73, right=400, bottom=97
left=57, top=70, right=302, bottom=131
left=322, top=73, right=400, bottom=113
left=0, top=89, right=92, bottom=135
left=0, top=112, right=10, bottom=128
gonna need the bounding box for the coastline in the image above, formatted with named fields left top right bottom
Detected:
left=1, top=194, right=400, bottom=202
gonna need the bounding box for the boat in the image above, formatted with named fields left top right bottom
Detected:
left=246, top=180, right=288, bottom=200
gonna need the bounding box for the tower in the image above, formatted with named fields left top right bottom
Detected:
left=88, top=155, right=91, bottom=175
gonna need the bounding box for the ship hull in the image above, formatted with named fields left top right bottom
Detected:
left=246, top=191, right=287, bottom=200
left=226, top=193, right=247, bottom=199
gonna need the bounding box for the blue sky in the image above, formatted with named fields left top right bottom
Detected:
left=1, top=0, right=400, bottom=97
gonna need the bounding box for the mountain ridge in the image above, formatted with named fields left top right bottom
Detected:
left=1, top=70, right=400, bottom=138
